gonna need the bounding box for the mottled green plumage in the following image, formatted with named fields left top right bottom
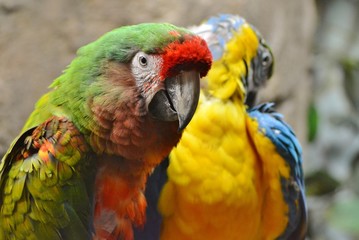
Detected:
left=23, top=23, right=193, bottom=131
left=1, top=118, right=94, bottom=240
left=0, top=23, right=211, bottom=240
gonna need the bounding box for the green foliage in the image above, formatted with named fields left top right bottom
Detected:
left=341, top=58, right=359, bottom=73
left=341, top=58, right=359, bottom=111
left=328, top=198, right=359, bottom=236
left=307, top=101, right=318, bottom=142
left=305, top=170, right=340, bottom=196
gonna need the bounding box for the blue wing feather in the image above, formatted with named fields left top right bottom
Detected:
left=249, top=102, right=307, bottom=239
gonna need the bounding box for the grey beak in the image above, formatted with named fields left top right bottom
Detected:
left=148, top=70, right=200, bottom=132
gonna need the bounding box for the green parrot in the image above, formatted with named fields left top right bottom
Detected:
left=0, top=23, right=212, bottom=240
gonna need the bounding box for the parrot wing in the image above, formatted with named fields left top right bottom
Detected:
left=248, top=102, right=307, bottom=240
left=0, top=116, right=95, bottom=240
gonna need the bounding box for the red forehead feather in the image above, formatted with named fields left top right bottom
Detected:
left=160, top=35, right=212, bottom=79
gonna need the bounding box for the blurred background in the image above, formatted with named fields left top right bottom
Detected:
left=0, top=0, right=358, bottom=239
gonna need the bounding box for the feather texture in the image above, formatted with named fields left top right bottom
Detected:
left=0, top=117, right=94, bottom=239
left=1, top=23, right=211, bottom=240
left=156, top=14, right=307, bottom=240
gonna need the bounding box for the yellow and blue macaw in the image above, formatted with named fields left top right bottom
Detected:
left=135, top=14, right=307, bottom=240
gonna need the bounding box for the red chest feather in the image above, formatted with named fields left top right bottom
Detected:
left=93, top=157, right=149, bottom=240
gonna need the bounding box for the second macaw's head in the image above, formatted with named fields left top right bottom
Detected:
left=190, top=14, right=274, bottom=107
left=50, top=23, right=212, bottom=162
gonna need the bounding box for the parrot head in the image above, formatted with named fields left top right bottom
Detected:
left=190, top=14, right=274, bottom=106
left=245, top=26, right=274, bottom=106
left=49, top=23, right=212, bottom=159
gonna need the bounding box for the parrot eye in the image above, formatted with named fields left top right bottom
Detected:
left=139, top=55, right=148, bottom=67
left=262, top=52, right=272, bottom=67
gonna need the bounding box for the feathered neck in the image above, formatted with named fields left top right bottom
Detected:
left=49, top=61, right=181, bottom=165
left=206, top=24, right=259, bottom=102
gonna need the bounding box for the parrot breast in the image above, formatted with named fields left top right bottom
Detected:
left=88, top=35, right=211, bottom=240
left=88, top=61, right=181, bottom=163
left=159, top=97, right=291, bottom=240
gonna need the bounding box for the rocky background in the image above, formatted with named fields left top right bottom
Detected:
left=0, top=0, right=357, bottom=239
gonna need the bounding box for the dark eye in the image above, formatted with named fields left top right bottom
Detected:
left=139, top=55, right=148, bottom=67
left=262, top=52, right=272, bottom=67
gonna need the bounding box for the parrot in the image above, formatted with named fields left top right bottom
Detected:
left=0, top=23, right=212, bottom=240
left=153, top=14, right=307, bottom=240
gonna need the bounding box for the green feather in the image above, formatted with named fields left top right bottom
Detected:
left=3, top=177, right=14, bottom=195
left=11, top=174, right=26, bottom=202
left=1, top=23, right=199, bottom=239
left=1, top=201, right=15, bottom=216
left=15, top=198, right=29, bottom=214
left=23, top=23, right=193, bottom=140
left=57, top=162, right=74, bottom=182
left=8, top=160, right=22, bottom=180
left=32, top=223, right=61, bottom=240
left=59, top=204, right=93, bottom=240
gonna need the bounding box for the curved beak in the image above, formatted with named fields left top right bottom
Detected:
left=148, top=70, right=200, bottom=132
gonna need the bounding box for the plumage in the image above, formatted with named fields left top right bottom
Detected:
left=0, top=23, right=212, bottom=240
left=188, top=14, right=274, bottom=107
left=155, top=14, right=307, bottom=240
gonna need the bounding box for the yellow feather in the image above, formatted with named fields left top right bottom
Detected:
left=159, top=21, right=291, bottom=240
left=207, top=24, right=259, bottom=101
